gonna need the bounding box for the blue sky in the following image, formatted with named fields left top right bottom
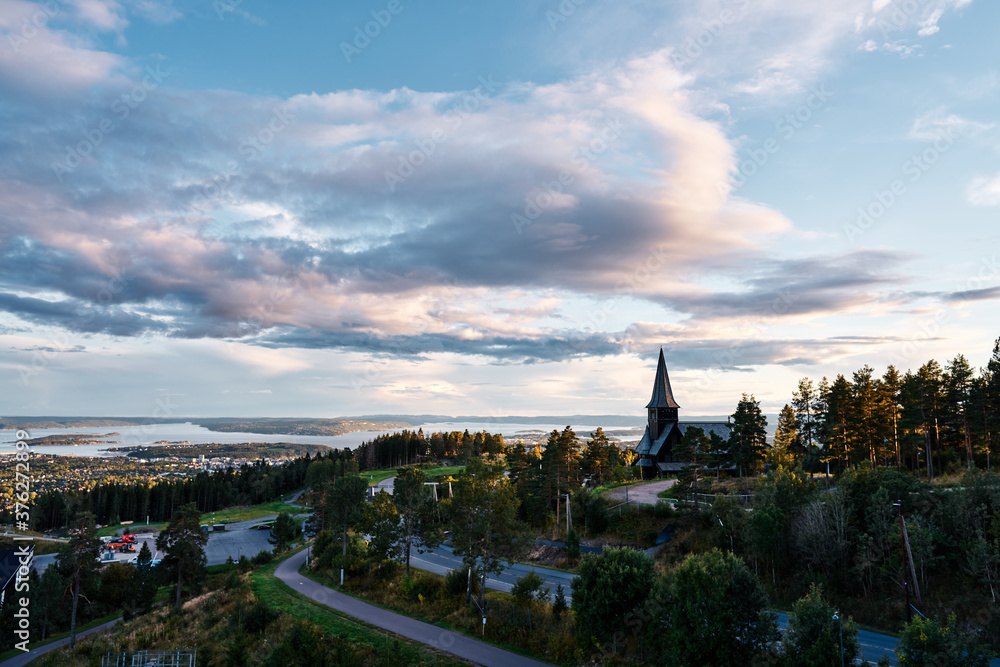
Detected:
left=1, top=0, right=998, bottom=419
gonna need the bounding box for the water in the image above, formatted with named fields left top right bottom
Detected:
left=0, top=422, right=405, bottom=457
left=0, top=421, right=644, bottom=458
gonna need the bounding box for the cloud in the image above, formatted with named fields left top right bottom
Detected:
left=966, top=173, right=1000, bottom=206
left=0, top=1, right=127, bottom=98
left=908, top=108, right=993, bottom=141
left=0, top=0, right=983, bottom=374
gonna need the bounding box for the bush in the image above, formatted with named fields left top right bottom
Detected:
left=571, top=547, right=654, bottom=642
left=895, top=613, right=992, bottom=667
left=511, top=571, right=549, bottom=606
left=644, top=549, right=779, bottom=666
left=565, top=528, right=581, bottom=560
left=242, top=599, right=279, bottom=634
left=552, top=584, right=567, bottom=621
left=252, top=549, right=274, bottom=566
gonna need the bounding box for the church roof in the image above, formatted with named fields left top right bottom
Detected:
left=634, top=422, right=677, bottom=459
left=645, top=348, right=681, bottom=409
left=678, top=422, right=731, bottom=441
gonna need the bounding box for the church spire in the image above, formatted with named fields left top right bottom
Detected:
left=645, top=348, right=681, bottom=409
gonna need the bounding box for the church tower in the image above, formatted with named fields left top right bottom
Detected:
left=645, top=348, right=680, bottom=440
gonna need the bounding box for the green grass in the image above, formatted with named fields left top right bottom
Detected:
left=294, top=564, right=553, bottom=664
left=364, top=469, right=397, bottom=485
left=96, top=500, right=303, bottom=537
left=250, top=551, right=470, bottom=666
left=200, top=501, right=302, bottom=525
left=97, top=522, right=166, bottom=537
left=363, top=465, right=465, bottom=486
left=424, top=466, right=465, bottom=479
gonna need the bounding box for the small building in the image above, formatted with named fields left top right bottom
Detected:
left=634, top=348, right=731, bottom=477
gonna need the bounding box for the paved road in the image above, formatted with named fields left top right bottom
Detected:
left=275, top=549, right=551, bottom=666
left=411, top=543, right=577, bottom=602
left=0, top=618, right=122, bottom=667
left=285, top=488, right=309, bottom=507
left=202, top=517, right=276, bottom=565
left=602, top=479, right=676, bottom=506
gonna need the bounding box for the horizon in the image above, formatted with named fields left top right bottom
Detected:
left=2, top=1, right=998, bottom=418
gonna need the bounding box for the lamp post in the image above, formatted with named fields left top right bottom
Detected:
left=833, top=612, right=844, bottom=667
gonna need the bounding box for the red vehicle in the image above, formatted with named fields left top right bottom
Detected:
left=121, top=534, right=137, bottom=543
left=107, top=540, right=135, bottom=553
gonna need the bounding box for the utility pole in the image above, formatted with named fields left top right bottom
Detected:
left=895, top=502, right=910, bottom=621
left=901, top=511, right=922, bottom=607
left=566, top=493, right=571, bottom=533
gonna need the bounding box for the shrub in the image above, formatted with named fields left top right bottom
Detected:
left=565, top=528, right=581, bottom=560
left=252, top=549, right=274, bottom=566
left=511, top=571, right=549, bottom=606
left=571, top=547, right=654, bottom=642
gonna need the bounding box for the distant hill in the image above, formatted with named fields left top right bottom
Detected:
left=1, top=414, right=777, bottom=437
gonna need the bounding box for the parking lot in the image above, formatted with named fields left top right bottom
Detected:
left=30, top=520, right=277, bottom=573
left=202, top=519, right=275, bottom=565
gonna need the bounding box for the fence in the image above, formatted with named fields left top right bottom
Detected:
left=102, top=650, right=196, bottom=667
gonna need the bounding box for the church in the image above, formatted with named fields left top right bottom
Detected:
left=634, top=349, right=731, bottom=478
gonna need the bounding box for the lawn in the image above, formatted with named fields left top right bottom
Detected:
left=364, top=465, right=465, bottom=486
left=95, top=500, right=303, bottom=537
left=199, top=501, right=302, bottom=525
left=96, top=522, right=166, bottom=537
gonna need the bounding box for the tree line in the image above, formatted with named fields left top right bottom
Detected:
left=776, top=341, right=1000, bottom=478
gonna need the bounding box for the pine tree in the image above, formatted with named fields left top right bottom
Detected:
left=55, top=512, right=102, bottom=648
left=728, top=394, right=768, bottom=479
left=772, top=405, right=799, bottom=469
left=675, top=426, right=711, bottom=488
left=852, top=365, right=879, bottom=466
left=945, top=354, right=976, bottom=470
left=156, top=502, right=209, bottom=608
left=824, top=375, right=853, bottom=473
left=880, top=366, right=903, bottom=470
left=791, top=378, right=817, bottom=450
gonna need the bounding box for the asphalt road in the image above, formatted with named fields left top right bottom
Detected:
left=0, top=618, right=122, bottom=667
left=603, top=479, right=677, bottom=506
left=202, top=518, right=276, bottom=565
left=412, top=543, right=577, bottom=602
left=275, top=548, right=551, bottom=666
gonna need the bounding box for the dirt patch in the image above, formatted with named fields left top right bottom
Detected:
left=524, top=544, right=567, bottom=568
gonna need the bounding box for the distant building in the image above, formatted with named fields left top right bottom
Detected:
left=634, top=348, right=730, bottom=477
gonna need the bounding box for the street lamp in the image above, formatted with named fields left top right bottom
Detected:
left=833, top=612, right=844, bottom=667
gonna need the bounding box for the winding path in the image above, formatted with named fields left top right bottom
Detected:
left=274, top=549, right=551, bottom=666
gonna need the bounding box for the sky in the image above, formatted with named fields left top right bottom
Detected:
left=1, top=0, right=998, bottom=419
